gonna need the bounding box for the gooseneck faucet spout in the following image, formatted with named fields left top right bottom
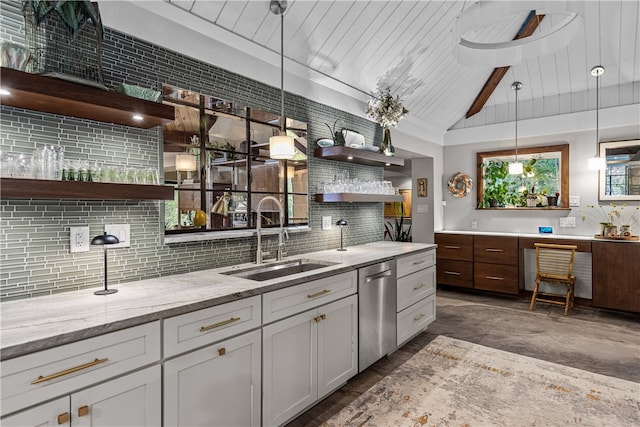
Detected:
left=256, top=196, right=287, bottom=264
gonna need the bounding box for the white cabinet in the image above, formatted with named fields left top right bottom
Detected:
left=263, top=294, right=357, bottom=427
left=1, top=321, right=161, bottom=419
left=162, top=296, right=262, bottom=427
left=396, top=249, right=437, bottom=347
left=0, top=396, right=69, bottom=426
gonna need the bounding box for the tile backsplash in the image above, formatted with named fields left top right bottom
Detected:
left=0, top=0, right=385, bottom=300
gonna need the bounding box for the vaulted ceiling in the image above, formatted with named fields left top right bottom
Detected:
left=102, top=1, right=640, bottom=141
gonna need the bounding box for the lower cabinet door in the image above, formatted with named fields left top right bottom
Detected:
left=72, top=365, right=161, bottom=427
left=0, top=396, right=69, bottom=426
left=163, top=329, right=261, bottom=427
left=263, top=310, right=318, bottom=427
left=317, top=295, right=358, bottom=399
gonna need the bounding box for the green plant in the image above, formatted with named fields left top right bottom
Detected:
left=384, top=204, right=411, bottom=242
left=480, top=160, right=510, bottom=207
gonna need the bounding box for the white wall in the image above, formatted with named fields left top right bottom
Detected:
left=442, top=120, right=640, bottom=236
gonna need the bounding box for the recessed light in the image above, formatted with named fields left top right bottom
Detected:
left=385, top=163, right=390, bottom=166
left=0, top=88, right=10, bottom=96
left=347, top=156, right=353, bottom=160
left=132, top=114, right=144, bottom=121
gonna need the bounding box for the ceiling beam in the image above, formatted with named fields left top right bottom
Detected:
left=465, top=11, right=545, bottom=119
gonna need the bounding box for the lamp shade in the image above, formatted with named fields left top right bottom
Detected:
left=269, top=134, right=295, bottom=159
left=336, top=218, right=348, bottom=226
left=176, top=154, right=197, bottom=171
left=91, top=233, right=120, bottom=245
left=588, top=156, right=607, bottom=171
left=508, top=162, right=523, bottom=175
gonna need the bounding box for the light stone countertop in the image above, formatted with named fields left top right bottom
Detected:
left=0, top=241, right=434, bottom=360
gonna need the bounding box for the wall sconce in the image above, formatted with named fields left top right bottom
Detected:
left=508, top=81, right=524, bottom=175
left=91, top=232, right=120, bottom=295
left=336, top=218, right=348, bottom=251
left=269, top=0, right=295, bottom=160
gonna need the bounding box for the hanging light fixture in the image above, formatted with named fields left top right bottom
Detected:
left=587, top=65, right=606, bottom=170
left=269, top=0, right=295, bottom=160
left=509, top=81, right=524, bottom=175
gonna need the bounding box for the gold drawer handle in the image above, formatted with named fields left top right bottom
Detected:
left=412, top=259, right=427, bottom=265
left=200, top=317, right=240, bottom=332
left=444, top=271, right=461, bottom=276
left=78, top=405, right=89, bottom=417
left=486, top=276, right=504, bottom=281
left=32, top=358, right=108, bottom=385
left=314, top=314, right=327, bottom=323
left=307, top=289, right=331, bottom=299
left=58, top=412, right=70, bottom=425
left=444, top=245, right=460, bottom=249
left=413, top=283, right=426, bottom=290
left=485, top=248, right=504, bottom=252
left=414, top=313, right=425, bottom=321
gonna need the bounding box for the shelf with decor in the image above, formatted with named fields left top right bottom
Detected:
left=315, top=193, right=404, bottom=203
left=314, top=146, right=404, bottom=167
left=0, top=67, right=175, bottom=128
left=0, top=178, right=174, bottom=201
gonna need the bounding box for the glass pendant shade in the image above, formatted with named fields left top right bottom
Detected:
left=269, top=134, right=295, bottom=159
left=509, top=162, right=523, bottom=175
left=587, top=156, right=607, bottom=170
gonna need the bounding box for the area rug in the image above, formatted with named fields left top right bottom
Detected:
left=323, top=336, right=640, bottom=427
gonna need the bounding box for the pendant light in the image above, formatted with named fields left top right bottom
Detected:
left=509, top=81, right=524, bottom=175
left=587, top=65, right=606, bottom=170
left=269, top=0, right=295, bottom=160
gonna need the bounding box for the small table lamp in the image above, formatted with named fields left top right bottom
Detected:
left=336, top=218, right=348, bottom=251
left=91, top=232, right=120, bottom=295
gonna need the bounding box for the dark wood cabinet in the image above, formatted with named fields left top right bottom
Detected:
left=592, top=241, right=640, bottom=313
left=435, top=233, right=473, bottom=288
left=473, top=236, right=519, bottom=295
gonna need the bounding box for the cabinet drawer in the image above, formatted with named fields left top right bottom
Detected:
left=436, top=259, right=473, bottom=288
left=1, top=321, right=160, bottom=417
left=397, top=250, right=435, bottom=278
left=397, top=266, right=436, bottom=312
left=474, top=262, right=519, bottom=295
left=164, top=296, right=261, bottom=358
left=435, top=234, right=473, bottom=261
left=397, top=294, right=435, bottom=347
left=263, top=271, right=357, bottom=324
left=474, top=236, right=518, bottom=265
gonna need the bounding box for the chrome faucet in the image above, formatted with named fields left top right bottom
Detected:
left=255, top=196, right=287, bottom=264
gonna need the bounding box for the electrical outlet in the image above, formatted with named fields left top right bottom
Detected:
left=471, top=220, right=478, bottom=230
left=559, top=217, right=576, bottom=228
left=70, top=226, right=90, bottom=253
left=104, top=224, right=130, bottom=248
left=322, top=216, right=332, bottom=231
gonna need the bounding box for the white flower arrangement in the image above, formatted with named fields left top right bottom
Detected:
left=365, top=87, right=409, bottom=129
left=580, top=204, right=639, bottom=230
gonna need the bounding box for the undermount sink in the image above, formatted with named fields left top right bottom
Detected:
left=222, top=259, right=338, bottom=282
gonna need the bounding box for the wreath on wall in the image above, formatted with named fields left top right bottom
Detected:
left=448, top=172, right=473, bottom=198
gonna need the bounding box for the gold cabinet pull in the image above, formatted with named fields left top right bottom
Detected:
left=444, top=245, right=460, bottom=249
left=412, top=259, right=427, bottom=265
left=486, top=276, right=504, bottom=281
left=414, top=313, right=425, bottom=321
left=78, top=405, right=89, bottom=417
left=307, top=289, right=330, bottom=299
left=31, top=358, right=108, bottom=385
left=200, top=317, right=240, bottom=332
left=218, top=348, right=226, bottom=356
left=58, top=412, right=70, bottom=425
left=413, top=283, right=426, bottom=290
left=444, top=271, right=461, bottom=276
left=314, top=314, right=327, bottom=323
left=486, top=248, right=504, bottom=252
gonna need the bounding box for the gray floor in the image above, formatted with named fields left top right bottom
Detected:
left=286, top=288, right=640, bottom=427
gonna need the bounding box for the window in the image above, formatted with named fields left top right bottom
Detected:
left=476, top=144, right=569, bottom=209
left=162, top=85, right=308, bottom=235
left=599, top=140, right=640, bottom=201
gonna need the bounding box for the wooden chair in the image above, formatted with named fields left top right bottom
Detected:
left=530, top=243, right=578, bottom=316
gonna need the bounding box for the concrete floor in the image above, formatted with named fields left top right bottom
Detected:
left=286, top=288, right=640, bottom=427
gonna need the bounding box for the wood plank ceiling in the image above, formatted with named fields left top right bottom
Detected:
left=163, top=0, right=640, bottom=133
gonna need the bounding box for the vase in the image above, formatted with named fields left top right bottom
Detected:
left=383, top=127, right=395, bottom=157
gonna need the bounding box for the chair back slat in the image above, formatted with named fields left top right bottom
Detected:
left=535, top=243, right=577, bottom=278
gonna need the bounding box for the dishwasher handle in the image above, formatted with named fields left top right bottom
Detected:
left=365, top=270, right=393, bottom=283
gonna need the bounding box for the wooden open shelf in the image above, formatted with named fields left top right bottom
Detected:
left=314, top=146, right=404, bottom=167
left=0, top=68, right=175, bottom=128
left=315, top=193, right=404, bottom=203
left=0, top=178, right=174, bottom=201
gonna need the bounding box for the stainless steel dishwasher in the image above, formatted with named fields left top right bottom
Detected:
left=358, top=260, right=397, bottom=372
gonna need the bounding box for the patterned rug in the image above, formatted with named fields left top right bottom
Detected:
left=323, top=336, right=640, bottom=427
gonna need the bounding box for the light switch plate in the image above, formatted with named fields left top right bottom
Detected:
left=70, top=226, right=90, bottom=253
left=322, top=216, right=332, bottom=231
left=559, top=217, right=576, bottom=228
left=105, top=224, right=130, bottom=248
left=569, top=195, right=580, bottom=207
